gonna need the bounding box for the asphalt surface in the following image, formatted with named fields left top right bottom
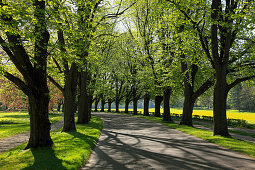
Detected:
left=83, top=112, right=255, bottom=170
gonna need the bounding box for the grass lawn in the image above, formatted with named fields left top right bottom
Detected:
left=110, top=111, right=255, bottom=159
left=0, top=116, right=102, bottom=169
left=0, top=111, right=63, bottom=139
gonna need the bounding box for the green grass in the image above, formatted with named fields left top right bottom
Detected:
left=0, top=112, right=63, bottom=139
left=110, top=112, right=255, bottom=158
left=0, top=116, right=102, bottom=169
left=193, top=121, right=255, bottom=138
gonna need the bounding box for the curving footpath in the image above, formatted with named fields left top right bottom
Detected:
left=83, top=112, right=255, bottom=170
left=0, top=119, right=64, bottom=153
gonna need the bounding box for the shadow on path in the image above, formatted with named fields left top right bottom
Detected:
left=83, top=112, right=255, bottom=170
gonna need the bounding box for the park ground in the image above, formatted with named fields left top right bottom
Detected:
left=0, top=110, right=255, bottom=169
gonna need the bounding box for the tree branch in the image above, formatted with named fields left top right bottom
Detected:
left=2, top=69, right=31, bottom=95
left=47, top=75, right=64, bottom=93
left=227, top=75, right=255, bottom=92
left=192, top=78, right=214, bottom=101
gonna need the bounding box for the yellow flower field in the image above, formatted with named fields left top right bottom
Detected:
left=119, top=108, right=255, bottom=124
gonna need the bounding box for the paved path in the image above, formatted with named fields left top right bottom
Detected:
left=83, top=112, right=255, bottom=170
left=0, top=119, right=64, bottom=153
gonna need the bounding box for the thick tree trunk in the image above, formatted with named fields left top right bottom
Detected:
left=133, top=99, right=138, bottom=115
left=116, top=99, right=120, bottom=112
left=26, top=92, right=53, bottom=149
left=213, top=64, right=230, bottom=136
left=155, top=96, right=163, bottom=117
left=163, top=88, right=172, bottom=121
left=95, top=99, right=99, bottom=112
left=62, top=63, right=78, bottom=132
left=108, top=98, right=112, bottom=112
left=100, top=99, right=105, bottom=112
left=125, top=99, right=129, bottom=113
left=143, top=93, right=150, bottom=116
left=180, top=97, right=195, bottom=126
left=180, top=83, right=194, bottom=126
left=78, top=71, right=90, bottom=124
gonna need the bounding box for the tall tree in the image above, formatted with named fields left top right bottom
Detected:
left=0, top=0, right=52, bottom=148
left=168, top=0, right=255, bottom=136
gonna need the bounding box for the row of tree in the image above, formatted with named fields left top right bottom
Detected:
left=92, top=0, right=255, bottom=138
left=0, top=0, right=129, bottom=148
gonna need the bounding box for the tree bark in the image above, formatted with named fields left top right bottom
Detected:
left=115, top=99, right=120, bottom=112
left=62, top=63, right=78, bottom=132
left=95, top=99, right=99, bottom=112
left=100, top=99, right=105, bottom=112
left=133, top=88, right=138, bottom=115
left=78, top=71, right=89, bottom=124
left=163, top=87, right=172, bottom=121
left=180, top=94, right=195, bottom=126
left=213, top=64, right=230, bottom=136
left=125, top=99, right=129, bottom=113
left=155, top=96, right=163, bottom=117
left=26, top=87, right=53, bottom=149
left=88, top=95, right=93, bottom=121
left=108, top=98, right=112, bottom=112
left=180, top=63, right=195, bottom=126
left=143, top=93, right=150, bottom=116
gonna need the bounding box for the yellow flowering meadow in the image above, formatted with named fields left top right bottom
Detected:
left=119, top=108, right=255, bottom=124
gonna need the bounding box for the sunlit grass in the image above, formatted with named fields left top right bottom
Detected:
left=0, top=111, right=63, bottom=139
left=0, top=116, right=102, bottom=169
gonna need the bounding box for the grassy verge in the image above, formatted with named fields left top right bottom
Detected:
left=0, top=116, right=102, bottom=169
left=193, top=121, right=255, bottom=138
left=108, top=111, right=255, bottom=158
left=0, top=112, right=63, bottom=139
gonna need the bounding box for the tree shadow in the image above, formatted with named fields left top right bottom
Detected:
left=85, top=112, right=255, bottom=169
left=22, top=148, right=67, bottom=170
left=0, top=120, right=18, bottom=124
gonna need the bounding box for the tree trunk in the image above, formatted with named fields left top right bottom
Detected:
left=78, top=71, right=89, bottom=124
left=125, top=99, right=129, bottom=113
left=180, top=81, right=194, bottom=126
left=143, top=93, right=150, bottom=116
left=57, top=99, right=62, bottom=112
left=213, top=64, right=230, bottom=136
left=62, top=103, right=64, bottom=112
left=116, top=99, right=120, bottom=112
left=108, top=98, right=112, bottom=112
left=133, top=99, right=138, bottom=115
left=88, top=95, right=93, bottom=121
left=57, top=103, right=61, bottom=112
left=180, top=97, right=195, bottom=126
left=26, top=91, right=53, bottom=149
left=155, top=96, right=163, bottom=117
left=100, top=99, right=105, bottom=112
left=133, top=88, right=138, bottom=115
left=62, top=63, right=78, bottom=132
left=163, top=88, right=172, bottom=121
left=95, top=99, right=99, bottom=112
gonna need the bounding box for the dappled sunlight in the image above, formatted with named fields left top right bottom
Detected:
left=85, top=113, right=255, bottom=169
left=0, top=116, right=102, bottom=169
